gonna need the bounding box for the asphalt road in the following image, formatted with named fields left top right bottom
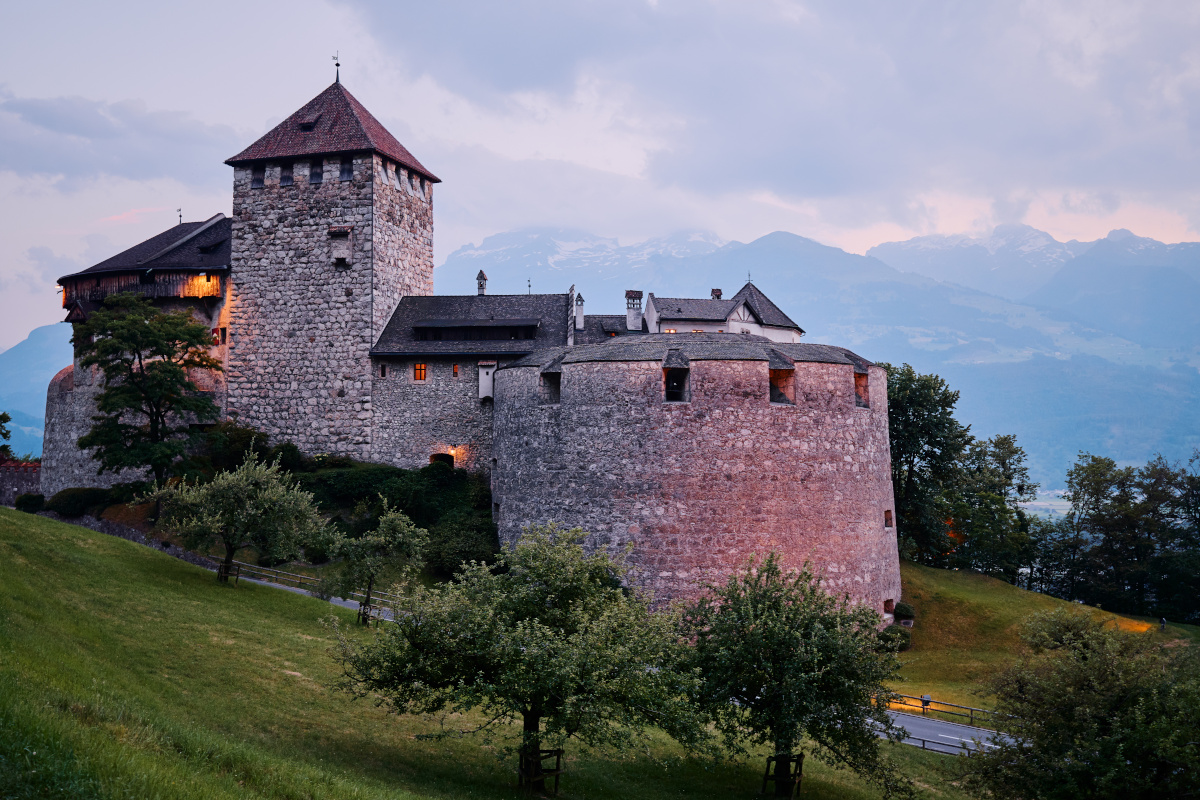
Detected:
left=888, top=711, right=1000, bottom=755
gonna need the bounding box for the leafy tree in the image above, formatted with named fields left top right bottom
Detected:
left=325, top=502, right=427, bottom=624
left=0, top=410, right=12, bottom=461
left=951, top=436, right=1040, bottom=582
left=73, top=292, right=222, bottom=485
left=880, top=363, right=973, bottom=564
left=332, top=525, right=709, bottom=793
left=965, top=610, right=1200, bottom=800
left=149, top=454, right=327, bottom=581
left=682, top=554, right=912, bottom=798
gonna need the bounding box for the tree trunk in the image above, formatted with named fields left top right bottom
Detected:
left=771, top=741, right=803, bottom=798
left=219, top=541, right=236, bottom=583
left=358, top=575, right=375, bottom=625
left=520, top=710, right=544, bottom=793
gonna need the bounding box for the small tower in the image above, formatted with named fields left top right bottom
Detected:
left=223, top=82, right=440, bottom=457
left=625, top=290, right=643, bottom=332
left=575, top=292, right=585, bottom=330
left=477, top=270, right=488, bottom=296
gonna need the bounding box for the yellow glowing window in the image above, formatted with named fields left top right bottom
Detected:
left=414, top=363, right=427, bottom=381
left=692, top=329, right=703, bottom=333
left=453, top=364, right=459, bottom=377
left=664, top=328, right=677, bottom=333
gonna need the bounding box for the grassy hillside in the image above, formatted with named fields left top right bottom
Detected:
left=896, top=561, right=1198, bottom=709
left=0, top=509, right=966, bottom=800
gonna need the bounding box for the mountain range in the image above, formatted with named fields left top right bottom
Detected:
left=4, top=224, right=1197, bottom=488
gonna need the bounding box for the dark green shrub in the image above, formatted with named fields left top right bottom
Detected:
left=45, top=488, right=112, bottom=518
left=14, top=493, right=43, bottom=513
left=269, top=441, right=310, bottom=473
left=106, top=481, right=151, bottom=504
left=893, top=601, right=916, bottom=620
left=425, top=508, right=501, bottom=578
left=879, top=624, right=912, bottom=652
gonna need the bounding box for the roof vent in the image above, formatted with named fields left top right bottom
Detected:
left=298, top=113, right=322, bottom=132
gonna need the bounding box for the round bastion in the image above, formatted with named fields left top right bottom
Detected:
left=491, top=333, right=902, bottom=613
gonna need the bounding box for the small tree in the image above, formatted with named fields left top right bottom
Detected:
left=149, top=454, right=327, bottom=581
left=332, top=525, right=710, bottom=793
left=0, top=410, right=12, bottom=461
left=73, top=292, right=222, bottom=485
left=965, top=610, right=1200, bottom=800
left=683, top=554, right=912, bottom=798
left=326, top=502, right=428, bottom=624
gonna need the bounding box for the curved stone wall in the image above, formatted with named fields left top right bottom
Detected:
left=492, top=353, right=901, bottom=612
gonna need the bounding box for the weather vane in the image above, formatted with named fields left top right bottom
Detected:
left=177, top=208, right=182, bottom=225
left=332, top=52, right=340, bottom=83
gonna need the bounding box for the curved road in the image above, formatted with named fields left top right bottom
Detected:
left=887, top=711, right=1000, bottom=755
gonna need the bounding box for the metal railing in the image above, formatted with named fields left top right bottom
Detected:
left=206, top=557, right=404, bottom=608
left=891, top=694, right=998, bottom=727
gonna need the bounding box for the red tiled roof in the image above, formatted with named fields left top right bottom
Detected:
left=225, top=82, right=439, bottom=182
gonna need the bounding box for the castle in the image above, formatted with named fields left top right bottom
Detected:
left=39, top=81, right=902, bottom=610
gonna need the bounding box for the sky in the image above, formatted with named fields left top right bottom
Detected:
left=2, top=0, right=1200, bottom=349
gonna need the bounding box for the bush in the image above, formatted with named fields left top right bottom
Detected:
left=893, top=601, right=916, bottom=620
left=13, top=493, right=43, bottom=513
left=269, top=441, right=310, bottom=473
left=106, top=481, right=151, bottom=504
left=879, top=624, right=912, bottom=652
left=425, top=508, right=501, bottom=577
left=45, top=488, right=112, bottom=518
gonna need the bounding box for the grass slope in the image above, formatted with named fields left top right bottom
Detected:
left=0, top=509, right=965, bottom=800
left=896, top=561, right=1198, bottom=709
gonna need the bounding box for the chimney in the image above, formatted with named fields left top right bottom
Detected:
left=575, top=293, right=586, bottom=330
left=476, top=270, right=487, bottom=295
left=625, top=290, right=643, bottom=332
left=711, top=288, right=722, bottom=300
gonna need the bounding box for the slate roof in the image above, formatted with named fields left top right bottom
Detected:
left=373, top=294, right=572, bottom=356
left=225, top=82, right=440, bottom=182
left=574, top=314, right=645, bottom=344
left=57, top=214, right=232, bottom=283
left=503, top=334, right=872, bottom=370
left=647, top=282, right=803, bottom=334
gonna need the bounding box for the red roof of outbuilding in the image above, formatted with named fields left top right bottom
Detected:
left=225, top=82, right=439, bottom=182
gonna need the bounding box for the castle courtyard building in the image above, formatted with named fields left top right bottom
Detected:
left=41, top=81, right=902, bottom=611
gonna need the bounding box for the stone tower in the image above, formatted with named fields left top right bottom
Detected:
left=223, top=82, right=439, bottom=457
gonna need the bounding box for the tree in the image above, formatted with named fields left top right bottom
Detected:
left=682, top=554, right=912, bottom=798
left=73, top=292, right=222, bottom=485
left=951, top=436, right=1040, bottom=582
left=325, top=502, right=428, bottom=624
left=0, top=410, right=12, bottom=461
left=332, top=525, right=709, bottom=793
left=880, top=363, right=973, bottom=565
left=149, top=454, right=327, bottom=581
left=965, top=610, right=1200, bottom=800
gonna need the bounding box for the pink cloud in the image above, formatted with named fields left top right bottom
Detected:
left=98, top=206, right=166, bottom=225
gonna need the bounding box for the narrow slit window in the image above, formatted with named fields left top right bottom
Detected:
left=280, top=162, right=293, bottom=186
left=453, top=364, right=459, bottom=378
left=855, top=372, right=870, bottom=408
left=309, top=159, right=323, bottom=184
left=250, top=165, right=265, bottom=189
left=884, top=510, right=894, bottom=528
left=340, top=157, right=354, bottom=182
left=769, top=369, right=795, bottom=404
left=219, top=327, right=227, bottom=345
left=664, top=368, right=689, bottom=402
left=413, top=363, right=427, bottom=381
left=541, top=372, right=561, bottom=404
left=379, top=364, right=387, bottom=378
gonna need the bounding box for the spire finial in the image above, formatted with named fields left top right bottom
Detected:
left=332, top=52, right=340, bottom=83
left=177, top=208, right=182, bottom=225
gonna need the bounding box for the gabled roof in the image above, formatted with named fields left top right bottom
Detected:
left=729, top=282, right=801, bottom=331
left=57, top=214, right=232, bottom=283
left=504, top=334, right=871, bottom=369
left=225, top=82, right=440, bottom=182
left=373, top=294, right=572, bottom=356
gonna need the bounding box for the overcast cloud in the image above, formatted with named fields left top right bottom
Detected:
left=1, top=0, right=1199, bottom=348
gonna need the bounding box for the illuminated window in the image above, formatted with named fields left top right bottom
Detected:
left=664, top=328, right=677, bottom=334
left=453, top=364, right=459, bottom=377
left=855, top=373, right=870, bottom=408
left=414, top=363, right=427, bottom=381
left=692, top=329, right=703, bottom=333
left=607, top=331, right=617, bottom=337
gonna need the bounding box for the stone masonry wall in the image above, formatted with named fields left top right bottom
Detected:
left=224, top=156, right=433, bottom=456
left=371, top=358, right=497, bottom=471
left=492, top=359, right=901, bottom=611
left=372, top=158, right=435, bottom=345
left=0, top=463, right=40, bottom=505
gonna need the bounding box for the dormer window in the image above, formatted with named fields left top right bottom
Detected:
left=309, top=160, right=323, bottom=185
left=280, top=163, right=293, bottom=186
left=769, top=369, right=795, bottom=405
left=340, top=157, right=354, bottom=182
left=298, top=113, right=321, bottom=132
left=664, top=368, right=689, bottom=402
left=251, top=165, right=265, bottom=189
